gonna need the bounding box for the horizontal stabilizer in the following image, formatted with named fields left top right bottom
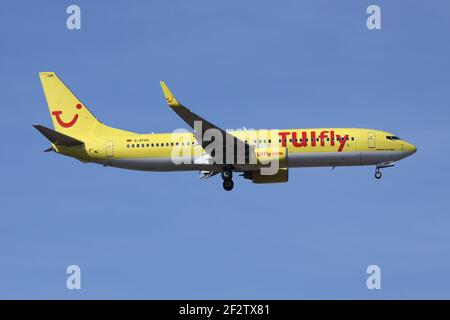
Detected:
left=33, top=124, right=84, bottom=147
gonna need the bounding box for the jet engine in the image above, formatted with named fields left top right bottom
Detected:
left=243, top=168, right=289, bottom=184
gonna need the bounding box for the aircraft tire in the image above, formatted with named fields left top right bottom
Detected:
left=223, top=179, right=234, bottom=191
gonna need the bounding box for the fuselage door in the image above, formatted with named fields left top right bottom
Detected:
left=105, top=140, right=114, bottom=157
left=368, top=132, right=376, bottom=148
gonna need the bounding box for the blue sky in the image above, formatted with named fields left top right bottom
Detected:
left=0, top=0, right=449, bottom=299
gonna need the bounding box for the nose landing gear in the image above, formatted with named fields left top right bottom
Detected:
left=374, top=161, right=395, bottom=180
left=221, top=168, right=234, bottom=191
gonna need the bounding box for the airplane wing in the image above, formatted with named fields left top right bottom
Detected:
left=160, top=81, right=253, bottom=164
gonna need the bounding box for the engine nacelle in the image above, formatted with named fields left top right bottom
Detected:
left=244, top=168, right=289, bottom=184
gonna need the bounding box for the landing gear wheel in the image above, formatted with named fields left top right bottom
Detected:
left=223, top=179, right=234, bottom=191
left=221, top=170, right=233, bottom=180
left=375, top=171, right=382, bottom=179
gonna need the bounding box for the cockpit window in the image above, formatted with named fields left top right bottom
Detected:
left=386, top=136, right=401, bottom=141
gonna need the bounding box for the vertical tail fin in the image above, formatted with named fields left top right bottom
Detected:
left=39, top=72, right=99, bottom=139
left=39, top=72, right=134, bottom=138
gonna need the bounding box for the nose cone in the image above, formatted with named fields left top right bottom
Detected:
left=405, top=142, right=417, bottom=156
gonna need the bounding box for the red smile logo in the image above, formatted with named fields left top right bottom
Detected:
left=52, top=104, right=82, bottom=128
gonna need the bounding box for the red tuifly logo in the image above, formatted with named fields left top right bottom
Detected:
left=52, top=103, right=82, bottom=128
left=278, top=130, right=349, bottom=152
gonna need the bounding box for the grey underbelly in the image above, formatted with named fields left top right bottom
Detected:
left=100, top=151, right=408, bottom=171
left=288, top=151, right=409, bottom=167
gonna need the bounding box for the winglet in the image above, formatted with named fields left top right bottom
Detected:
left=160, top=81, right=181, bottom=107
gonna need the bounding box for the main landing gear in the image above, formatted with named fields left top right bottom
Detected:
left=221, top=168, right=234, bottom=191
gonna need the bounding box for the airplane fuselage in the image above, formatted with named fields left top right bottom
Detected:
left=56, top=128, right=416, bottom=172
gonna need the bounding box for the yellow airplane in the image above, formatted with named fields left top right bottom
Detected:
left=34, top=72, right=417, bottom=191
